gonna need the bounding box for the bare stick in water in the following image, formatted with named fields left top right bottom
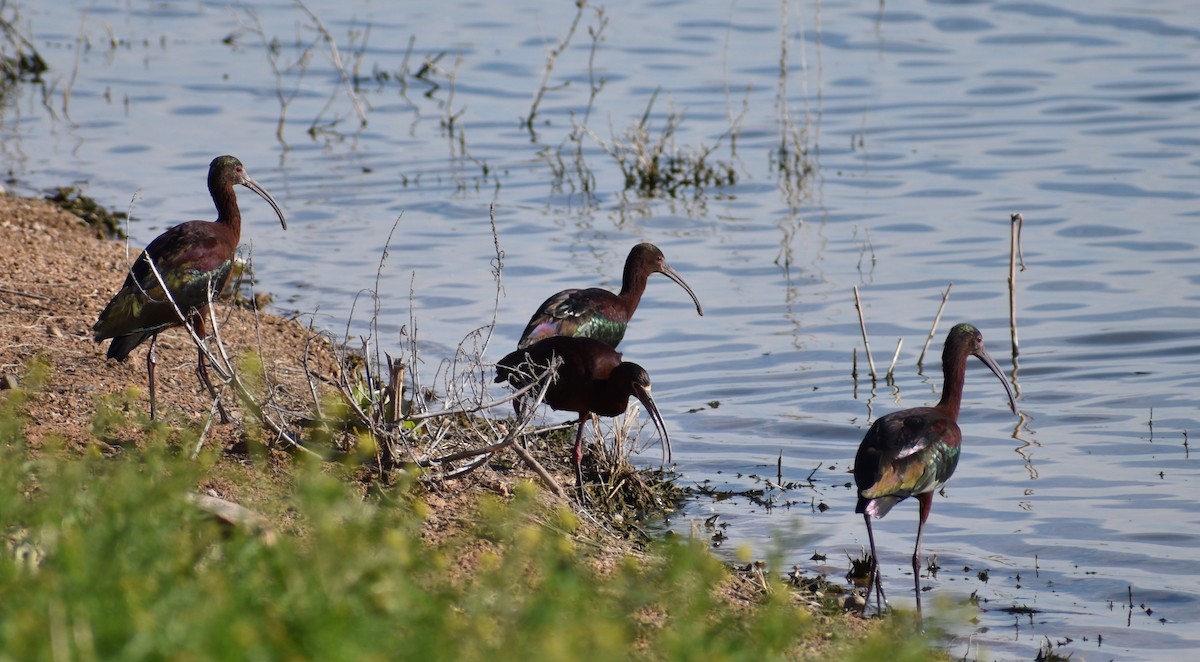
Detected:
left=917, top=282, right=952, bottom=371
left=1009, top=213, right=1024, bottom=357
left=853, top=286, right=877, bottom=380
left=885, top=338, right=903, bottom=381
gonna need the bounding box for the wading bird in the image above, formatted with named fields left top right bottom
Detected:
left=853, top=323, right=1017, bottom=621
left=495, top=336, right=671, bottom=499
left=517, top=242, right=704, bottom=349
left=93, top=155, right=287, bottom=421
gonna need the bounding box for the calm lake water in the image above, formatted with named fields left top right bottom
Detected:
left=6, top=0, right=1200, bottom=659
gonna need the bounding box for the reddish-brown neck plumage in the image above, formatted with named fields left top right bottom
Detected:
left=616, top=251, right=653, bottom=316
left=210, top=171, right=241, bottom=240
left=936, top=344, right=968, bottom=421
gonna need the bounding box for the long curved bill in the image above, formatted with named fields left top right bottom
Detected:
left=241, top=172, right=288, bottom=230
left=632, top=383, right=672, bottom=465
left=659, top=262, right=704, bottom=317
left=974, top=346, right=1017, bottom=414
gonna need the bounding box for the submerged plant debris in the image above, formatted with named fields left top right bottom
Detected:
left=1, top=8, right=47, bottom=83
left=43, top=186, right=129, bottom=239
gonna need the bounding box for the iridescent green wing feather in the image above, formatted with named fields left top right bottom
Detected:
left=858, top=410, right=961, bottom=504
left=518, top=288, right=627, bottom=348
left=93, top=221, right=235, bottom=341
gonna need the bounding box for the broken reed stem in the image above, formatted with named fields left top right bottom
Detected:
left=509, top=441, right=568, bottom=499
left=386, top=354, right=405, bottom=425
left=1009, top=213, right=1023, bottom=358
left=190, top=396, right=223, bottom=460
left=852, top=286, right=877, bottom=380
left=917, top=282, right=952, bottom=370
left=0, top=286, right=50, bottom=300
left=885, top=338, right=903, bottom=381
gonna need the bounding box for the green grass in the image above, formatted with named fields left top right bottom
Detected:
left=0, top=372, right=939, bottom=661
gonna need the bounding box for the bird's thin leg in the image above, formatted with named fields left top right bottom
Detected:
left=190, top=308, right=230, bottom=424
left=874, top=554, right=887, bottom=613
left=573, top=418, right=588, bottom=503
left=913, top=492, right=934, bottom=625
left=863, top=513, right=887, bottom=615
left=146, top=334, right=158, bottom=421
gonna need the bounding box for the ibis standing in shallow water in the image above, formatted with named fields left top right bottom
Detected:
left=495, top=336, right=671, bottom=499
left=516, top=242, right=704, bottom=349
left=93, top=155, right=287, bottom=421
left=853, top=323, right=1017, bottom=621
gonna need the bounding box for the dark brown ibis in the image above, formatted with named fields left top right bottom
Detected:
left=853, top=323, right=1017, bottom=621
left=495, top=336, right=671, bottom=498
left=517, top=242, right=704, bottom=350
left=93, top=155, right=287, bottom=421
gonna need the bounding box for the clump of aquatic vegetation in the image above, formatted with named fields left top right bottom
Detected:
left=525, top=3, right=745, bottom=200
left=43, top=186, right=129, bottom=239
left=214, top=0, right=780, bottom=202
left=595, top=92, right=740, bottom=198
left=0, top=2, right=46, bottom=83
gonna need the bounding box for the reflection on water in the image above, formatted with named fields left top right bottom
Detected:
left=6, top=0, right=1200, bottom=658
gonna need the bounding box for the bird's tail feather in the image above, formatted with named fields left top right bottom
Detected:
left=104, top=333, right=150, bottom=362
left=858, top=495, right=903, bottom=519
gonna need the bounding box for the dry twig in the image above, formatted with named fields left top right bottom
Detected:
left=1009, top=212, right=1024, bottom=357
left=917, top=283, right=952, bottom=371
left=294, top=0, right=369, bottom=127
left=852, top=286, right=876, bottom=380
left=524, top=0, right=589, bottom=133
left=141, top=253, right=318, bottom=457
